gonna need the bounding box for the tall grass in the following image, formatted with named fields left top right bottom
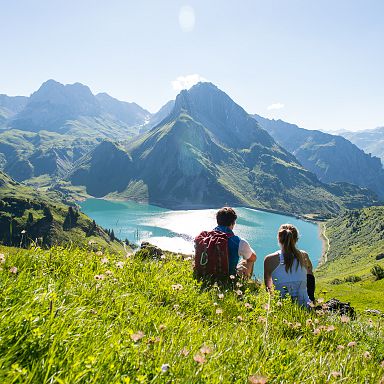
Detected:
left=0, top=246, right=383, bottom=383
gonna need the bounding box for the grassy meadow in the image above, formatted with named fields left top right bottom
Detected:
left=0, top=245, right=383, bottom=383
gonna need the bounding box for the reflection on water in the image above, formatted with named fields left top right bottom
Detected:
left=79, top=199, right=322, bottom=277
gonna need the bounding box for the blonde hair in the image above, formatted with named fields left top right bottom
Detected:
left=277, top=224, right=304, bottom=272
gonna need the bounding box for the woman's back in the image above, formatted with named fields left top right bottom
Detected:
left=271, top=251, right=309, bottom=306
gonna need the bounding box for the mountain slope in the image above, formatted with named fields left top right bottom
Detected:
left=0, top=170, right=123, bottom=251
left=317, top=205, right=384, bottom=310
left=70, top=83, right=377, bottom=217
left=253, top=115, right=384, bottom=199
left=340, top=127, right=384, bottom=164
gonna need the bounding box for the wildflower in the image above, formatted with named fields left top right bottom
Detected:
left=340, top=315, right=350, bottom=323
left=313, top=328, right=321, bottom=335
left=368, top=318, right=373, bottom=327
left=160, top=255, right=166, bottom=260
left=171, top=284, right=183, bottom=291
left=316, top=309, right=325, bottom=316
left=347, top=341, right=357, bottom=347
left=173, top=304, right=180, bottom=310
left=257, top=316, right=267, bottom=324
left=94, top=274, right=105, bottom=280
left=184, top=256, right=192, bottom=261
left=193, top=354, right=206, bottom=364
left=235, top=289, right=243, bottom=296
left=105, top=270, right=113, bottom=276
left=229, top=274, right=235, bottom=280
left=314, top=319, right=320, bottom=324
left=100, top=257, right=109, bottom=264
left=95, top=251, right=103, bottom=256
left=326, top=325, right=336, bottom=332
left=237, top=316, right=244, bottom=322
left=218, top=293, right=224, bottom=299
left=276, top=301, right=282, bottom=307
left=248, top=375, right=268, bottom=384
left=317, top=298, right=325, bottom=304
left=282, top=319, right=288, bottom=325
left=159, top=324, right=167, bottom=332
left=21, top=230, right=26, bottom=234
left=200, top=345, right=212, bottom=355
left=363, top=351, right=371, bottom=359
left=263, top=303, right=270, bottom=311
left=244, top=303, right=253, bottom=309
left=294, top=322, right=302, bottom=329
left=9, top=266, right=18, bottom=274
left=331, top=371, right=342, bottom=378
left=216, top=308, right=223, bottom=315
left=306, top=319, right=313, bottom=327
left=0, top=253, right=6, bottom=263
left=213, top=302, right=218, bottom=306
left=116, top=261, right=124, bottom=269
left=161, top=363, right=170, bottom=373
left=180, top=347, right=189, bottom=356
left=88, top=240, right=96, bottom=245
left=90, top=309, right=97, bottom=315
left=130, top=331, right=145, bottom=342
left=337, top=345, right=345, bottom=350
left=236, top=282, right=243, bottom=288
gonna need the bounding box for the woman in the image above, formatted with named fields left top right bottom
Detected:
left=264, top=224, right=315, bottom=306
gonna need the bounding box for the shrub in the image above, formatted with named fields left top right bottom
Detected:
left=344, top=275, right=362, bottom=283
left=330, top=278, right=343, bottom=285
left=371, top=264, right=384, bottom=280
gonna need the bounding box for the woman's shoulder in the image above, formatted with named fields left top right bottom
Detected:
left=264, top=251, right=280, bottom=261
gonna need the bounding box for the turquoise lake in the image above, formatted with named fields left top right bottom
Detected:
left=79, top=199, right=323, bottom=277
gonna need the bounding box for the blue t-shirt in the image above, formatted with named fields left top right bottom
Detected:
left=215, top=225, right=241, bottom=276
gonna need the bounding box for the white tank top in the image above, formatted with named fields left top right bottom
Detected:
left=271, top=251, right=309, bottom=306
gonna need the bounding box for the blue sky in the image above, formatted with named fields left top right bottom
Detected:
left=0, top=0, right=383, bottom=131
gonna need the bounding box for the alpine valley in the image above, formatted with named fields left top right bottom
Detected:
left=1, top=80, right=382, bottom=220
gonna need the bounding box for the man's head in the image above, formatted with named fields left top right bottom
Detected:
left=216, top=207, right=237, bottom=228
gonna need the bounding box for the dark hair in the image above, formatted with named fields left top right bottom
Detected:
left=277, top=224, right=304, bottom=272
left=216, top=207, right=237, bottom=227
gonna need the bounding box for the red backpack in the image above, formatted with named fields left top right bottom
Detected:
left=194, top=230, right=233, bottom=279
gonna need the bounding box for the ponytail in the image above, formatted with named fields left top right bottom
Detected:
left=277, top=224, right=304, bottom=272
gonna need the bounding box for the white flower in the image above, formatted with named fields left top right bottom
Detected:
left=116, top=261, right=125, bottom=269
left=161, top=363, right=170, bottom=372
left=100, top=257, right=109, bottom=264
left=0, top=253, right=5, bottom=264
left=9, top=266, right=18, bottom=274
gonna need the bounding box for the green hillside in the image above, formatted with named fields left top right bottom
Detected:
left=0, top=245, right=383, bottom=383
left=0, top=171, right=123, bottom=252
left=317, top=206, right=384, bottom=311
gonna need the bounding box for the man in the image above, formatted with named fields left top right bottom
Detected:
left=214, top=207, right=256, bottom=277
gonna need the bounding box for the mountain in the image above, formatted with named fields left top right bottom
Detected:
left=253, top=115, right=384, bottom=199
left=0, top=80, right=151, bottom=182
left=96, top=92, right=150, bottom=126
left=140, top=100, right=175, bottom=133
left=339, top=127, right=384, bottom=164
left=0, top=170, right=123, bottom=251
left=70, top=83, right=377, bottom=218
left=0, top=94, right=28, bottom=126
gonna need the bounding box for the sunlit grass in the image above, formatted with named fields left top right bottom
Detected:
left=0, top=245, right=383, bottom=383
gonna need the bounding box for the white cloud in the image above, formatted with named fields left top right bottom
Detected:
left=171, top=74, right=207, bottom=92
left=267, top=102, right=285, bottom=110
left=179, top=5, right=195, bottom=32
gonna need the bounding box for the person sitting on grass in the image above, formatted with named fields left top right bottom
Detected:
left=215, top=207, right=256, bottom=277
left=264, top=223, right=315, bottom=306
